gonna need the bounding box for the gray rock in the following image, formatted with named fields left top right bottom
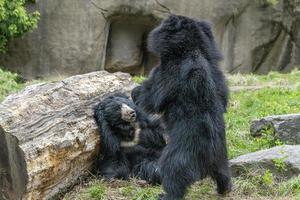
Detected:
left=250, top=114, right=300, bottom=144
left=230, top=145, right=300, bottom=179
left=0, top=71, right=135, bottom=200
left=0, top=0, right=300, bottom=79
left=105, top=15, right=158, bottom=75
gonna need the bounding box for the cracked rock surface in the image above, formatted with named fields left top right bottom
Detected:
left=250, top=114, right=300, bottom=144
left=0, top=71, right=135, bottom=200
left=0, top=0, right=299, bottom=79
left=230, top=145, right=300, bottom=179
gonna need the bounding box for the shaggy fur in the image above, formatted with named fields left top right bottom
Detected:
left=94, top=93, right=165, bottom=183
left=132, top=15, right=232, bottom=199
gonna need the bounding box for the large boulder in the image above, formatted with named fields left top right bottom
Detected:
left=0, top=0, right=299, bottom=79
left=230, top=145, right=300, bottom=179
left=250, top=114, right=300, bottom=144
left=0, top=71, right=135, bottom=200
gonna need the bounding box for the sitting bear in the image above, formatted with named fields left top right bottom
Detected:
left=94, top=93, right=166, bottom=184
left=132, top=15, right=232, bottom=200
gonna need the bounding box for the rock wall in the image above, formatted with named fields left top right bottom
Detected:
left=0, top=0, right=299, bottom=79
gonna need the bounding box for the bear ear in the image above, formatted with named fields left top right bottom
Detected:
left=166, top=15, right=179, bottom=23
left=197, top=21, right=214, bottom=41
left=164, top=15, right=181, bottom=30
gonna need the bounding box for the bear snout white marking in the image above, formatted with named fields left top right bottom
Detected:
left=121, top=103, right=136, bottom=122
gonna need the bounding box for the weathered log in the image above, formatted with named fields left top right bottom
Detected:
left=0, top=71, right=135, bottom=200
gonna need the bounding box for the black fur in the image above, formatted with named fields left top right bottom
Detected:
left=132, top=15, right=231, bottom=199
left=94, top=93, right=165, bottom=183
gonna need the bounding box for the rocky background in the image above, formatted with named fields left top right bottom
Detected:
left=0, top=0, right=300, bottom=79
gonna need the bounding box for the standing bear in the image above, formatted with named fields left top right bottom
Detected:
left=132, top=15, right=232, bottom=200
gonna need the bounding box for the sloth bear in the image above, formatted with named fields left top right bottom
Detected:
left=94, top=93, right=165, bottom=184
left=132, top=15, right=232, bottom=199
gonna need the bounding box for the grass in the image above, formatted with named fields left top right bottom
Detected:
left=226, top=86, right=300, bottom=158
left=65, top=176, right=300, bottom=200
left=132, top=76, right=146, bottom=84
left=64, top=70, right=300, bottom=200
left=1, top=68, right=300, bottom=199
left=227, top=69, right=300, bottom=88
left=85, top=183, right=107, bottom=200
left=133, top=69, right=300, bottom=88
left=0, top=68, right=24, bottom=101
left=120, top=184, right=161, bottom=200
left=0, top=67, right=66, bottom=102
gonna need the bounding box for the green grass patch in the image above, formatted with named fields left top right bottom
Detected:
left=86, top=183, right=107, bottom=200
left=133, top=69, right=300, bottom=88
left=67, top=181, right=107, bottom=200
left=227, top=69, right=300, bottom=88
left=121, top=185, right=160, bottom=200
left=278, top=176, right=300, bottom=198
left=67, top=176, right=300, bottom=200
left=0, top=67, right=66, bottom=102
left=226, top=86, right=300, bottom=158
left=132, top=76, right=146, bottom=84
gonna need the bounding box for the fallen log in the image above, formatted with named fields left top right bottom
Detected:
left=0, top=71, right=135, bottom=200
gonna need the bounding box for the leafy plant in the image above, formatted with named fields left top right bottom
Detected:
left=86, top=183, right=107, bottom=200
left=121, top=185, right=160, bottom=200
left=0, top=0, right=40, bottom=52
left=0, top=68, right=24, bottom=101
left=132, top=76, right=146, bottom=84
left=279, top=176, right=300, bottom=197
left=272, top=156, right=288, bottom=172
left=262, top=169, right=273, bottom=186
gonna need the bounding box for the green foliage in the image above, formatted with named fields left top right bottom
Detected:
left=0, top=0, right=40, bottom=52
left=272, top=156, right=288, bottom=172
left=135, top=69, right=300, bottom=88
left=0, top=68, right=24, bottom=101
left=279, top=176, right=300, bottom=197
left=86, top=183, right=107, bottom=200
left=262, top=169, right=273, bottom=186
left=227, top=69, right=300, bottom=88
left=186, top=180, right=214, bottom=200
left=226, top=86, right=300, bottom=158
left=121, top=185, right=160, bottom=200
left=132, top=76, right=146, bottom=84
left=235, top=172, right=273, bottom=195
left=251, top=123, right=284, bottom=150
